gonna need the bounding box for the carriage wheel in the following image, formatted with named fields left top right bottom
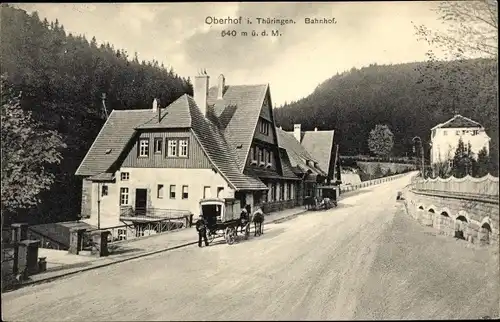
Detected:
left=244, top=224, right=250, bottom=240
left=207, top=229, right=216, bottom=243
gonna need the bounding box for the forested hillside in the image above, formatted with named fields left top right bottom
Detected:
left=1, top=5, right=192, bottom=224
left=274, top=60, right=498, bottom=165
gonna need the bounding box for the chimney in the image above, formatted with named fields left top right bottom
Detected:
left=314, top=127, right=318, bottom=132
left=217, top=74, right=225, bottom=100
left=293, top=124, right=301, bottom=142
left=194, top=69, right=209, bottom=116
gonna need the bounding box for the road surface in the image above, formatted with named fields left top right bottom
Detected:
left=3, top=174, right=499, bottom=320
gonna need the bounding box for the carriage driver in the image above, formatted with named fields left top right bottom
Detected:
left=195, top=215, right=209, bottom=248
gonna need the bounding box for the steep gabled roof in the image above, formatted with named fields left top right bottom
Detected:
left=207, top=84, right=269, bottom=170
left=186, top=96, right=267, bottom=190
left=276, top=128, right=327, bottom=176
left=75, top=110, right=156, bottom=176
left=75, top=95, right=192, bottom=177
left=431, top=114, right=483, bottom=130
left=301, top=130, right=335, bottom=172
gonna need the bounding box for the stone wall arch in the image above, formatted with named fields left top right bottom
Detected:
left=436, top=208, right=452, bottom=235
left=454, top=210, right=469, bottom=240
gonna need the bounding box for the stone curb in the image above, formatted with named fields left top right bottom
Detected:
left=8, top=209, right=309, bottom=291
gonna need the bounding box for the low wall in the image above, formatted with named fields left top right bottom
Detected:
left=401, top=189, right=499, bottom=247
left=340, top=172, right=410, bottom=193
left=357, top=161, right=416, bottom=179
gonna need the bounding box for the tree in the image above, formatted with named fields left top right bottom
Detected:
left=1, top=75, right=67, bottom=219
left=368, top=124, right=394, bottom=157
left=451, top=137, right=475, bottom=178
left=475, top=146, right=490, bottom=177
left=413, top=1, right=497, bottom=59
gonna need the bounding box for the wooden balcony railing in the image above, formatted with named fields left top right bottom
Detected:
left=119, top=206, right=193, bottom=219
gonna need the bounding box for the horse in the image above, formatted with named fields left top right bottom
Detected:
left=303, top=196, right=317, bottom=210
left=252, top=208, right=265, bottom=236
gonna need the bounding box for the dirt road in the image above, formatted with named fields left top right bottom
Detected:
left=3, top=175, right=498, bottom=320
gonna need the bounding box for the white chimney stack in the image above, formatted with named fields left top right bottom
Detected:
left=217, top=74, right=225, bottom=100
left=194, top=69, right=209, bottom=117
left=293, top=124, right=301, bottom=142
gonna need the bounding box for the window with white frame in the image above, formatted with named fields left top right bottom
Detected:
left=443, top=130, right=448, bottom=136
left=167, top=140, right=177, bottom=157
left=120, top=172, right=129, bottom=181
left=139, top=139, right=149, bottom=157
left=117, top=228, right=127, bottom=241
left=259, top=119, right=269, bottom=135
left=287, top=183, right=291, bottom=200
left=169, top=185, right=176, bottom=199
left=267, top=150, right=272, bottom=165
left=157, top=184, right=164, bottom=199
left=271, top=184, right=277, bottom=201
left=182, top=185, right=189, bottom=199
left=260, top=147, right=265, bottom=164
left=280, top=183, right=285, bottom=201
left=120, top=187, right=129, bottom=205
left=251, top=146, right=257, bottom=163
left=154, top=138, right=163, bottom=154
left=179, top=139, right=188, bottom=157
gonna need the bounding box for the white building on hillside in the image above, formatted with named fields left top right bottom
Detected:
left=430, top=114, right=490, bottom=165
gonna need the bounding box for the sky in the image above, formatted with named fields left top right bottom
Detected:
left=14, top=2, right=446, bottom=106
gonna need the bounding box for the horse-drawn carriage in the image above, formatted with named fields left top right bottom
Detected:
left=304, top=185, right=340, bottom=210
left=199, top=198, right=251, bottom=245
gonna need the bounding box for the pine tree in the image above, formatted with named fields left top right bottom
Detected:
left=475, top=146, right=490, bottom=177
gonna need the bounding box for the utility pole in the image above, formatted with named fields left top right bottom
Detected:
left=97, top=183, right=101, bottom=230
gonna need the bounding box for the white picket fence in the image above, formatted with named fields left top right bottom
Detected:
left=413, top=174, right=499, bottom=197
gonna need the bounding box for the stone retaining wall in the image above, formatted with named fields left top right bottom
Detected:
left=402, top=189, right=499, bottom=247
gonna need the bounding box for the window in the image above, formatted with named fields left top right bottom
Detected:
left=443, top=130, right=448, bottom=136
left=280, top=183, right=285, bottom=201
left=203, top=186, right=211, bottom=198
left=179, top=139, right=188, bottom=157
left=456, top=130, right=460, bottom=136
left=101, top=185, right=108, bottom=197
left=259, top=119, right=269, bottom=135
left=120, top=172, right=129, bottom=181
left=472, top=130, right=479, bottom=136
left=271, top=184, right=277, bottom=201
left=154, top=138, right=163, bottom=154
left=267, top=150, right=272, bottom=165
left=167, top=140, right=177, bottom=157
left=287, top=183, right=291, bottom=200
left=251, top=146, right=257, bottom=162
left=169, top=185, right=176, bottom=199
left=120, top=187, right=129, bottom=205
left=157, top=184, right=164, bottom=199
left=117, top=228, right=127, bottom=241
left=217, top=187, right=224, bottom=198
left=139, top=139, right=149, bottom=157
left=182, top=185, right=189, bottom=199
left=260, top=147, right=265, bottom=164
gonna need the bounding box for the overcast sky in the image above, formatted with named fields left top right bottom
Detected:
left=15, top=2, right=445, bottom=105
